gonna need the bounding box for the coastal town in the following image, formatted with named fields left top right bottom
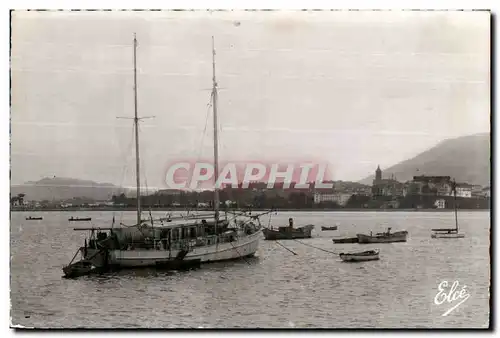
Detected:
left=11, top=166, right=491, bottom=211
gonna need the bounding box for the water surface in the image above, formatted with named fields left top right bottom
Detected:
left=10, top=211, right=490, bottom=328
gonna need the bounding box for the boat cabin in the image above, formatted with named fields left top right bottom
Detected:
left=77, top=217, right=259, bottom=253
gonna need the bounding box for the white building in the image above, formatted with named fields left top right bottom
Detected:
left=313, top=192, right=352, bottom=206
left=434, top=199, right=446, bottom=209
left=455, top=184, right=472, bottom=198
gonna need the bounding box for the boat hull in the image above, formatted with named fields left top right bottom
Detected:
left=263, top=225, right=314, bottom=240
left=321, top=226, right=338, bottom=231
left=357, top=231, right=408, bottom=244
left=332, top=237, right=359, bottom=243
left=83, top=230, right=261, bottom=268
left=431, top=232, right=465, bottom=239
left=62, top=261, right=94, bottom=278
left=339, top=250, right=380, bottom=262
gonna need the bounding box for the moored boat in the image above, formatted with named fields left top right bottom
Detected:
left=339, top=249, right=380, bottom=262
left=66, top=36, right=267, bottom=270
left=357, top=228, right=408, bottom=244
left=431, top=231, right=465, bottom=239
left=332, top=237, right=358, bottom=244
left=263, top=218, right=314, bottom=240
left=321, top=226, right=338, bottom=231
left=69, top=217, right=92, bottom=222
left=63, top=260, right=94, bottom=278
left=25, top=216, right=43, bottom=220
left=431, top=179, right=465, bottom=239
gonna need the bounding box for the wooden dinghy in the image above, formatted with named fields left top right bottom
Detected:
left=63, top=260, right=95, bottom=278
left=321, top=226, right=338, bottom=231
left=339, top=249, right=380, bottom=262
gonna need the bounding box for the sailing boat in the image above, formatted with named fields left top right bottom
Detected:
left=431, top=179, right=465, bottom=239
left=69, top=35, right=266, bottom=269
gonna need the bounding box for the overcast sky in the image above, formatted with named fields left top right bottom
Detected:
left=10, top=10, right=490, bottom=189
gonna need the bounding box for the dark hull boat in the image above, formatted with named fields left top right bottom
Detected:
left=263, top=218, right=314, bottom=240
left=69, top=217, right=92, bottom=222
left=357, top=228, right=408, bottom=244
left=332, top=237, right=358, bottom=244
left=321, top=226, right=338, bottom=231
left=26, top=217, right=43, bottom=220
left=63, top=260, right=95, bottom=278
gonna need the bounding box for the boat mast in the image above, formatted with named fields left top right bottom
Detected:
left=133, top=33, right=141, bottom=226
left=212, top=36, right=220, bottom=223
left=453, top=179, right=458, bottom=232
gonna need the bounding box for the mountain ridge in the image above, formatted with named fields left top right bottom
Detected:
left=11, top=177, right=126, bottom=201
left=359, top=132, right=490, bottom=186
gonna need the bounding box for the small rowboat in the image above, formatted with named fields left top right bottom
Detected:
left=321, top=226, right=338, bottom=231
left=339, top=249, right=380, bottom=262
left=26, top=216, right=43, bottom=220
left=63, top=260, right=94, bottom=278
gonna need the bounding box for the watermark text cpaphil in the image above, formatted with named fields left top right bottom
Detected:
left=164, top=161, right=335, bottom=190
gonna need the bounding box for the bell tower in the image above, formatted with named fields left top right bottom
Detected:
left=375, top=165, right=382, bottom=183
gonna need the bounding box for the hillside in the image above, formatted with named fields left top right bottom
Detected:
left=359, top=133, right=490, bottom=186
left=10, top=177, right=126, bottom=201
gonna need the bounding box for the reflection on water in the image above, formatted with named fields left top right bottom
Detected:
left=10, top=211, right=490, bottom=328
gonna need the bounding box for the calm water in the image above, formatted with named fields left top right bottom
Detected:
left=10, top=211, right=490, bottom=328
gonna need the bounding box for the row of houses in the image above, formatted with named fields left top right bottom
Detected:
left=312, top=169, right=491, bottom=205
left=373, top=175, right=490, bottom=199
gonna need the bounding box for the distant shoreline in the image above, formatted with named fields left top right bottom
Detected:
left=11, top=208, right=490, bottom=212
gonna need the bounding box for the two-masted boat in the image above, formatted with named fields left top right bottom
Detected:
left=431, top=180, right=465, bottom=239
left=339, top=249, right=380, bottom=262
left=65, top=36, right=267, bottom=273
left=356, top=228, right=408, bottom=244
left=262, top=218, right=314, bottom=240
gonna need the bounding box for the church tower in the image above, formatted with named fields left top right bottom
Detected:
left=375, top=165, right=382, bottom=182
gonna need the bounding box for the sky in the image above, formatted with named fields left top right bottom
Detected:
left=10, top=10, right=490, bottom=189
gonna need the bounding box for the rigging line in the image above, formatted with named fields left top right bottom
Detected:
left=137, top=123, right=155, bottom=228
left=137, top=123, right=149, bottom=196
left=228, top=241, right=252, bottom=266
left=274, top=241, right=298, bottom=255
left=195, top=91, right=214, bottom=162
left=114, top=123, right=136, bottom=224
left=292, top=239, right=338, bottom=255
